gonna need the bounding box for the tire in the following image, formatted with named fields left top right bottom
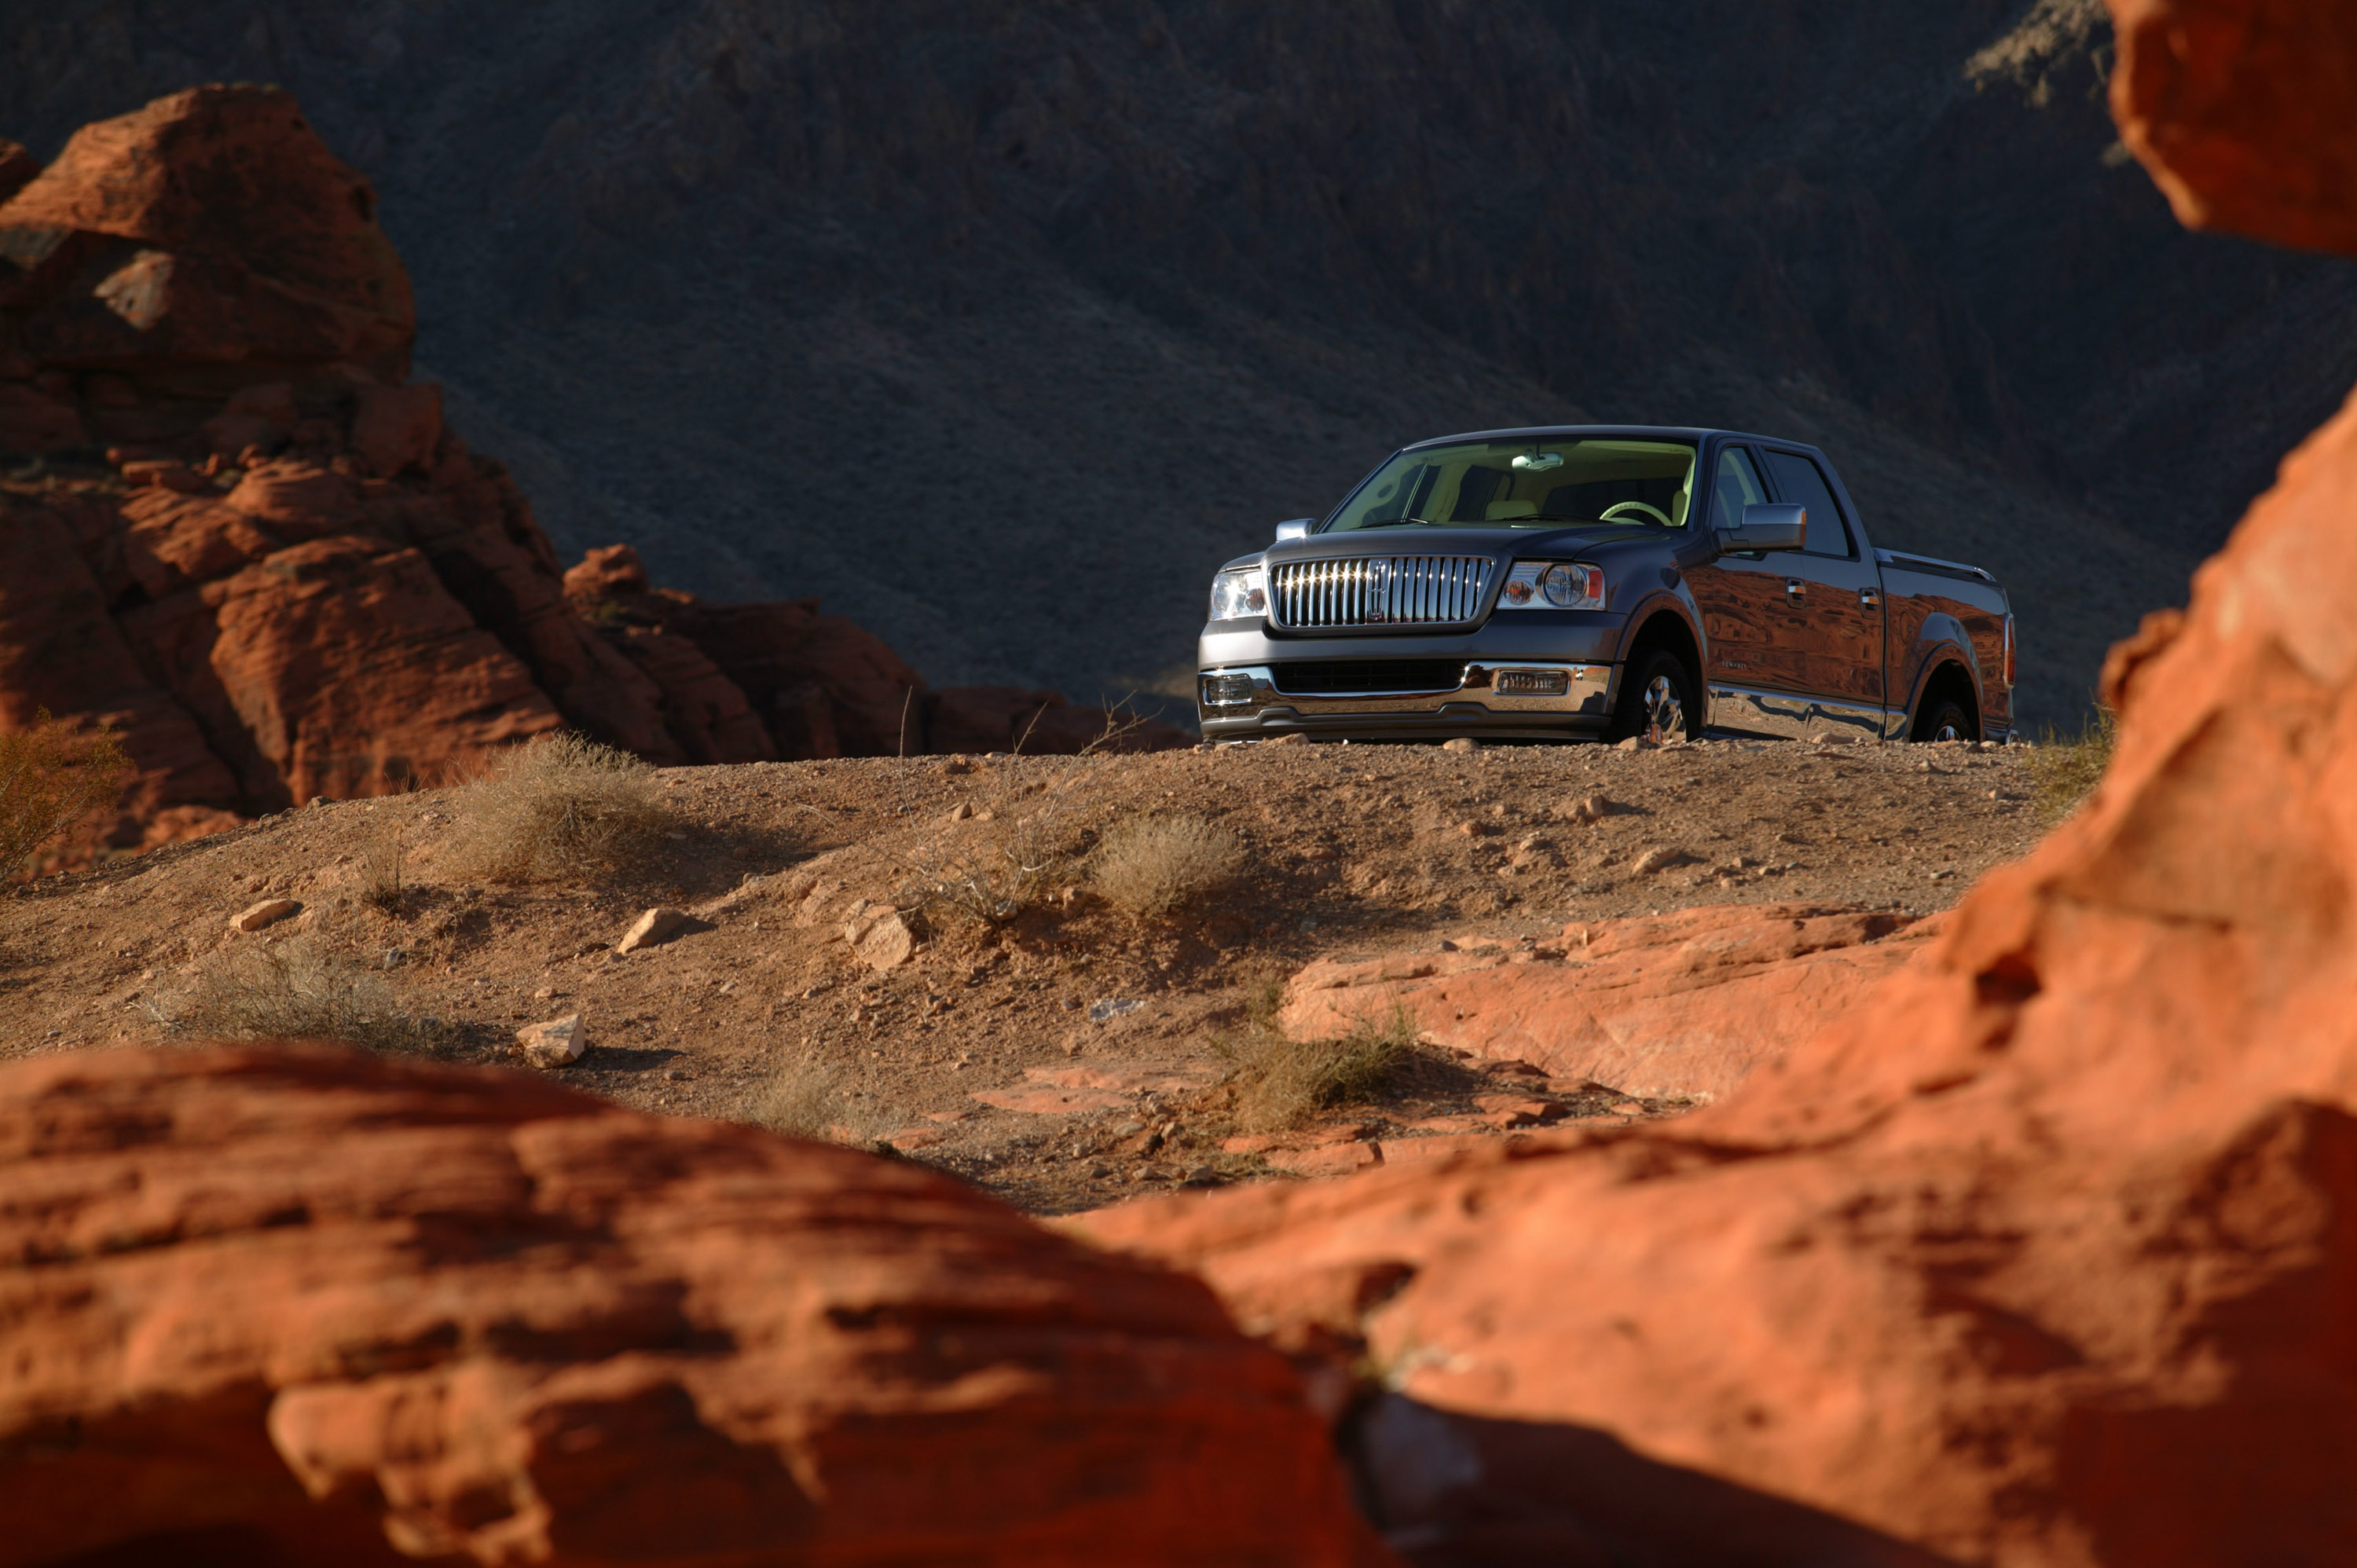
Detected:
left=1609, top=647, right=1699, bottom=742
left=1915, top=697, right=1973, bottom=743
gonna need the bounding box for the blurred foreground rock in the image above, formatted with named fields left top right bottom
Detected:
left=0, top=87, right=1182, bottom=874
left=0, top=1046, right=1387, bottom=1566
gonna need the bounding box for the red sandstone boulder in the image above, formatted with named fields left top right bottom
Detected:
left=0, top=85, right=411, bottom=383
left=0, top=1046, right=1388, bottom=1567
left=197, top=535, right=566, bottom=801
left=0, top=500, right=242, bottom=853
left=1281, top=903, right=1937, bottom=1104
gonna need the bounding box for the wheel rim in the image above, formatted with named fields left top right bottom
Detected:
left=1933, top=716, right=1964, bottom=742
left=1643, top=674, right=1684, bottom=742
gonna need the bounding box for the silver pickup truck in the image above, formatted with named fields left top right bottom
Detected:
left=1197, top=426, right=2014, bottom=745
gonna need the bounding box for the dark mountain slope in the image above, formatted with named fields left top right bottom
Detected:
left=4, top=0, right=2349, bottom=728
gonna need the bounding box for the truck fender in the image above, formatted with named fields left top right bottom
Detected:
left=1613, top=588, right=1708, bottom=675
left=1899, top=613, right=1984, bottom=731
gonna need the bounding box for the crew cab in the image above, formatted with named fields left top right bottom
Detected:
left=1197, top=426, right=2014, bottom=745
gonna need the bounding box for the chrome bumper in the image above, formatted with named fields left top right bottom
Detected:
left=1198, top=661, right=1616, bottom=741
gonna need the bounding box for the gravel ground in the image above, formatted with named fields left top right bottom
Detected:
left=0, top=735, right=2045, bottom=1212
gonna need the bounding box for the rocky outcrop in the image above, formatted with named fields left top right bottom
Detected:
left=0, top=1045, right=1388, bottom=1566
left=0, top=89, right=1186, bottom=867
left=1078, top=13, right=2357, bottom=1564
left=1281, top=903, right=1939, bottom=1105
left=563, top=544, right=1191, bottom=760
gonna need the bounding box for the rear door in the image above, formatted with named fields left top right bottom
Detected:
left=1756, top=448, right=1886, bottom=738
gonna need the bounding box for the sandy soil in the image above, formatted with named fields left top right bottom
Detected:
left=0, top=736, right=2042, bottom=1213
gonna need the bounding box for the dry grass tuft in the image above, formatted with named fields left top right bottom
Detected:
left=2022, top=706, right=2117, bottom=823
left=1216, top=976, right=1421, bottom=1131
left=896, top=699, right=1168, bottom=926
left=166, top=940, right=453, bottom=1056
left=450, top=732, right=674, bottom=883
left=361, top=820, right=409, bottom=914
left=1090, top=814, right=1244, bottom=918
left=745, top=1047, right=897, bottom=1145
left=0, top=710, right=130, bottom=878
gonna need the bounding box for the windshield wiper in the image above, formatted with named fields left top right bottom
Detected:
left=1358, top=516, right=1440, bottom=529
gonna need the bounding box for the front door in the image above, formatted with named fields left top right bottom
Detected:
left=1757, top=448, right=1886, bottom=740
left=1686, top=444, right=1812, bottom=736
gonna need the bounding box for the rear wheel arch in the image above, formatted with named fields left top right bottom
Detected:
left=1910, top=658, right=1981, bottom=742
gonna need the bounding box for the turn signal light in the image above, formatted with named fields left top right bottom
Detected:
left=2003, top=614, right=2016, bottom=687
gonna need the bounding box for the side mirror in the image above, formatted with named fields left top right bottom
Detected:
left=1274, top=518, right=1314, bottom=541
left=1716, top=501, right=1805, bottom=555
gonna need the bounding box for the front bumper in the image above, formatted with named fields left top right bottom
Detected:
left=1197, top=659, right=1618, bottom=742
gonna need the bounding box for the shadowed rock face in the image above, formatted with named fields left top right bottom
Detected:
left=1075, top=6, right=2357, bottom=1563
left=0, top=1045, right=1391, bottom=1568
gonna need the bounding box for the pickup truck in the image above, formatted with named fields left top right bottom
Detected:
left=1197, top=426, right=2014, bottom=745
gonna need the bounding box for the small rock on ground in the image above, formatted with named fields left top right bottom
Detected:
left=515, top=1013, right=587, bottom=1068
left=229, top=898, right=301, bottom=932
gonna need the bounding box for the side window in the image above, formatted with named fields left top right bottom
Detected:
left=1707, top=445, right=1768, bottom=533
left=1760, top=450, right=1855, bottom=558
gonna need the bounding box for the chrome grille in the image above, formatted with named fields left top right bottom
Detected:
left=1270, top=555, right=1494, bottom=629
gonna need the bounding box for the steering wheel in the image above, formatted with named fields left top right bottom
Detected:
left=1599, top=500, right=1673, bottom=528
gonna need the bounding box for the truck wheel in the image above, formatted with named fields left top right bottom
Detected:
left=1611, top=648, right=1698, bottom=743
left=1915, top=698, right=1972, bottom=743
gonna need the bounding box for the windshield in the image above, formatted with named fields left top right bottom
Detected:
left=1325, top=437, right=1698, bottom=532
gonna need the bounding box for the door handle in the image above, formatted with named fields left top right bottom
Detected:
left=1859, top=586, right=1880, bottom=608
left=1783, top=578, right=1805, bottom=599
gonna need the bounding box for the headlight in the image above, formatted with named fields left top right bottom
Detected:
left=1209, top=566, right=1268, bottom=621
left=1497, top=561, right=1606, bottom=610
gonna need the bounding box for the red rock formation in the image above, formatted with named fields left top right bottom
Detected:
left=2110, top=0, right=2357, bottom=252
left=0, top=90, right=1187, bottom=866
left=0, top=86, right=410, bottom=387
left=563, top=545, right=1192, bottom=760
left=1077, top=13, right=2357, bottom=1563
left=1281, top=903, right=1938, bottom=1104
left=0, top=1045, right=1389, bottom=1566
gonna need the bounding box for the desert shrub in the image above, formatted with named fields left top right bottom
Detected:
left=1090, top=814, right=1244, bottom=918
left=902, top=763, right=1083, bottom=925
left=167, top=940, right=452, bottom=1055
left=897, top=702, right=1168, bottom=925
left=362, top=819, right=408, bottom=913
left=0, top=711, right=130, bottom=877
left=2022, top=706, right=2117, bottom=823
left=745, top=1046, right=896, bottom=1144
left=1216, top=979, right=1420, bottom=1131
left=450, top=731, right=673, bottom=882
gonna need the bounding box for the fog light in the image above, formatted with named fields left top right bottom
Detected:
left=1494, top=668, right=1571, bottom=697
left=1201, top=672, right=1258, bottom=706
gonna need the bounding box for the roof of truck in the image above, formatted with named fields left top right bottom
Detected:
left=1400, top=424, right=1813, bottom=451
